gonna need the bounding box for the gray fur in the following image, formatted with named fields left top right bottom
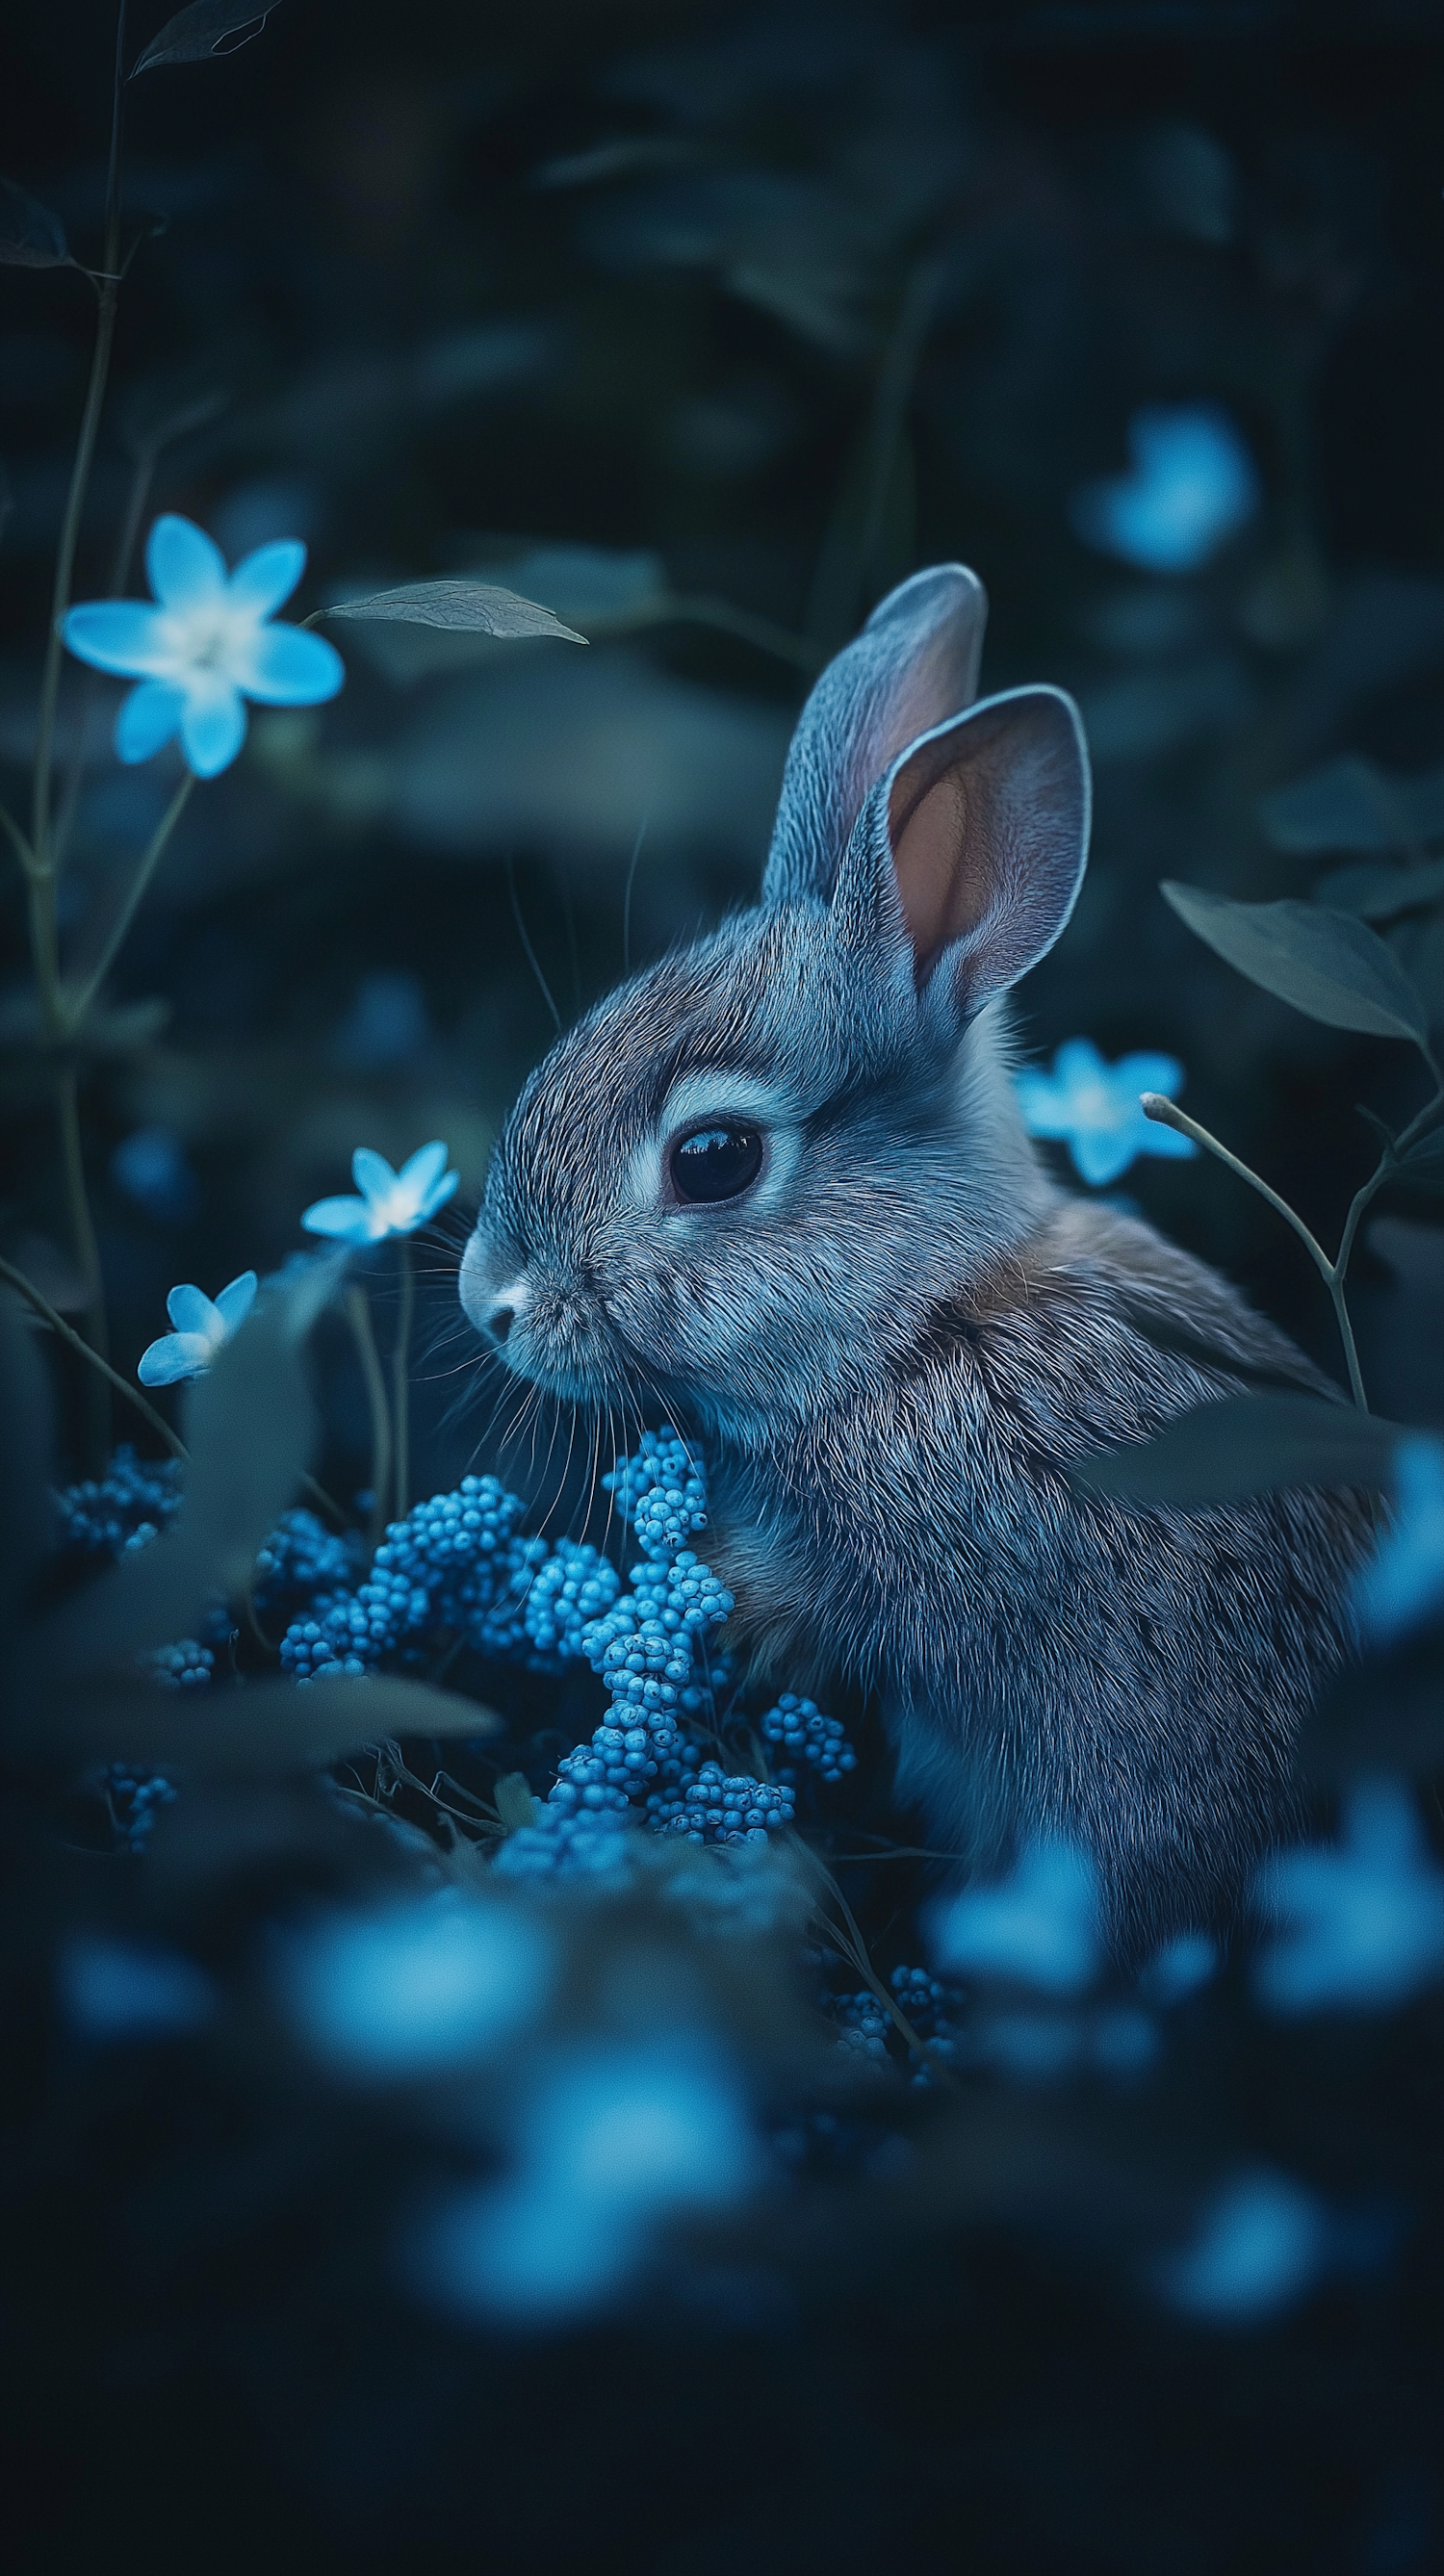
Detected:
left=461, top=562, right=1370, bottom=1959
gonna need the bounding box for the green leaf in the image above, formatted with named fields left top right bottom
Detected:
left=494, top=1770, right=540, bottom=1832
left=131, top=0, right=281, bottom=74
left=1310, top=858, right=1444, bottom=921
left=15, top=1673, right=501, bottom=1773
left=320, top=580, right=586, bottom=643
left=1161, top=882, right=1431, bottom=1043
left=1069, top=1393, right=1405, bottom=1509
left=0, top=177, right=68, bottom=268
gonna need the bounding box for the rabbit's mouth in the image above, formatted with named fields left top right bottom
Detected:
left=460, top=1230, right=635, bottom=1408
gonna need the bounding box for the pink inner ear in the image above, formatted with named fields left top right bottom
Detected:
left=888, top=760, right=993, bottom=985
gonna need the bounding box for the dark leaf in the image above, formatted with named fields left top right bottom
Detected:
left=1258, top=753, right=1444, bottom=856
left=1310, top=858, right=1444, bottom=921
left=1161, top=882, right=1430, bottom=1044
left=1393, top=1128, right=1444, bottom=1192
left=1302, top=1628, right=1444, bottom=1785
left=494, top=1770, right=540, bottom=1831
left=17, top=1672, right=500, bottom=1773
left=1069, top=1393, right=1405, bottom=1509
left=0, top=177, right=68, bottom=268
left=533, top=137, right=705, bottom=190
left=131, top=0, right=280, bottom=75
left=320, top=580, right=586, bottom=643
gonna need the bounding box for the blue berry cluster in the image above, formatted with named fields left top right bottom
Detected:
left=279, top=1476, right=532, bottom=1679
left=760, top=1693, right=857, bottom=1785
left=253, top=1509, right=360, bottom=1623
left=501, top=1429, right=805, bottom=1879
left=140, top=1638, right=215, bottom=1689
left=602, top=1426, right=708, bottom=1558
left=104, top=1765, right=178, bottom=1850
left=830, top=1991, right=893, bottom=2069
left=56, top=1446, right=182, bottom=1558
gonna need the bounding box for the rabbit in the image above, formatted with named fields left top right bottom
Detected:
left=459, top=562, right=1372, bottom=1960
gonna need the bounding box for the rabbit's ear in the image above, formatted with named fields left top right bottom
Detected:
left=762, top=564, right=988, bottom=909
left=835, top=684, right=1091, bottom=1019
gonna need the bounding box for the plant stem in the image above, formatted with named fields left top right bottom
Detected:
left=347, top=1284, right=393, bottom=1549
left=0, top=1253, right=185, bottom=1460
left=31, top=284, right=121, bottom=868
left=393, top=1236, right=414, bottom=1521
left=1141, top=1093, right=1368, bottom=1408
left=64, top=773, right=193, bottom=1033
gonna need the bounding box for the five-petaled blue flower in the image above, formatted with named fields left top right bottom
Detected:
left=301, top=1143, right=459, bottom=1246
left=1070, top=404, right=1259, bottom=576
left=1015, top=1039, right=1198, bottom=1187
left=62, top=514, right=344, bottom=779
left=1355, top=1433, right=1444, bottom=1649
left=137, top=1271, right=257, bottom=1386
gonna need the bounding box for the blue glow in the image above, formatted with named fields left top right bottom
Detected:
left=1253, top=1778, right=1444, bottom=2015
left=1071, top=405, right=1260, bottom=575
left=1355, top=1434, right=1444, bottom=1648
left=282, top=1892, right=554, bottom=2080
left=930, top=1842, right=1101, bottom=1996
left=63, top=1937, right=214, bottom=2040
left=1158, top=2169, right=1328, bottom=2322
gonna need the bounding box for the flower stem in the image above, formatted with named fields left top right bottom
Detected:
left=0, top=1252, right=185, bottom=1461
left=1141, top=1093, right=1368, bottom=1409
left=393, top=1235, right=414, bottom=1521
left=64, top=772, right=194, bottom=1034
left=347, top=1284, right=393, bottom=1550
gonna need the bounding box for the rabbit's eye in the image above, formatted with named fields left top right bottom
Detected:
left=669, top=1124, right=763, bottom=1203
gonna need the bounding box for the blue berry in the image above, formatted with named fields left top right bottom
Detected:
left=56, top=1447, right=182, bottom=1559
left=104, top=1765, right=177, bottom=1850
left=140, top=1638, right=215, bottom=1690
left=760, top=1693, right=857, bottom=1785
left=602, top=1426, right=708, bottom=1559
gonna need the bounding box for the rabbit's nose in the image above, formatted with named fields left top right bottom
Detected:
left=488, top=1302, right=515, bottom=1345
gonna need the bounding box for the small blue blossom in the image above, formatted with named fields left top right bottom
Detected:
left=1015, top=1038, right=1198, bottom=1187
left=62, top=513, right=344, bottom=779
left=281, top=1893, right=554, bottom=2082
left=1155, top=2169, right=1328, bottom=2323
left=411, top=2040, right=760, bottom=2322
left=1070, top=404, right=1260, bottom=575
left=930, top=1842, right=1101, bottom=1996
left=1253, top=1778, right=1444, bottom=2015
left=137, top=1270, right=257, bottom=1386
left=301, top=1142, right=459, bottom=1245
left=1355, top=1433, right=1444, bottom=1648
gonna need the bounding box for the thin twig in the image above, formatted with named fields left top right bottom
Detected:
left=1142, top=1092, right=1368, bottom=1409
left=0, top=1252, right=185, bottom=1459
left=64, top=773, right=194, bottom=1032
left=347, top=1284, right=393, bottom=1548
left=393, top=1236, right=414, bottom=1521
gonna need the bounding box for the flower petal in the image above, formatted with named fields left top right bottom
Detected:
left=1071, top=1128, right=1136, bottom=1187
left=166, top=1283, right=221, bottom=1337
left=399, top=1141, right=450, bottom=1199
left=138, top=1330, right=215, bottom=1386
left=301, top=1196, right=376, bottom=1241
left=418, top=1168, right=460, bottom=1223
left=351, top=1147, right=399, bottom=1205
left=213, top=1270, right=259, bottom=1332
left=228, top=619, right=346, bottom=707
left=146, top=514, right=228, bottom=612
left=1117, top=1051, right=1186, bottom=1099
left=178, top=673, right=247, bottom=778
left=227, top=538, right=307, bottom=620
left=115, top=678, right=186, bottom=764
left=1137, top=1121, right=1198, bottom=1161
left=63, top=601, right=177, bottom=680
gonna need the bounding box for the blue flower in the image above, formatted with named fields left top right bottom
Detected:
left=1070, top=404, right=1260, bottom=575
left=300, top=1142, right=459, bottom=1245
left=1015, top=1038, right=1199, bottom=1187
left=137, top=1270, right=257, bottom=1386
left=62, top=513, right=344, bottom=779
left=1253, top=1778, right=1444, bottom=2015
left=929, top=1841, right=1101, bottom=1996
left=1354, top=1433, right=1444, bottom=1649
left=411, top=2040, right=760, bottom=2322
left=1155, top=2169, right=1328, bottom=2323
